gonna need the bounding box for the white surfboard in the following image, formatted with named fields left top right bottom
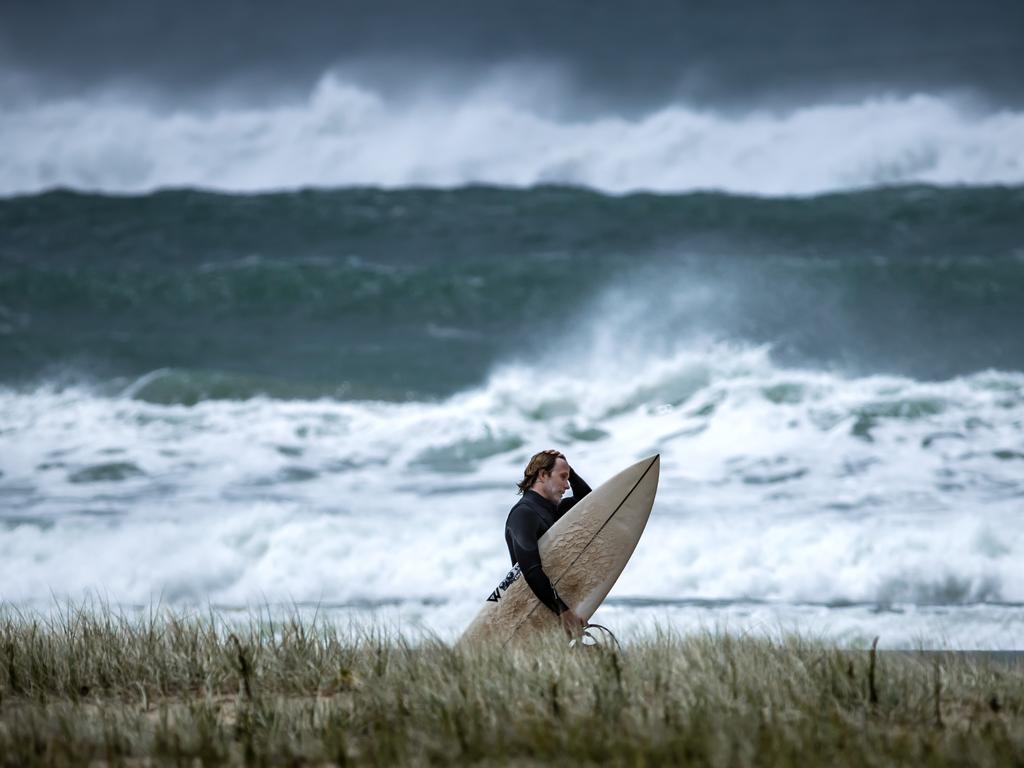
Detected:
left=460, top=454, right=660, bottom=645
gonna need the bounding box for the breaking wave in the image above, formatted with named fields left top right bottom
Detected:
left=2, top=75, right=1024, bottom=195
left=2, top=343, right=1022, bottom=617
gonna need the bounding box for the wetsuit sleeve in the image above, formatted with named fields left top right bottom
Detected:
left=556, top=467, right=592, bottom=517
left=506, top=505, right=569, bottom=615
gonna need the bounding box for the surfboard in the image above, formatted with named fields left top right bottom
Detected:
left=460, top=454, right=660, bottom=645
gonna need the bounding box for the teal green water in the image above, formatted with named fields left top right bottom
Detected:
left=2, top=184, right=1022, bottom=401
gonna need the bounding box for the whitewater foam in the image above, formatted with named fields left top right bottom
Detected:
left=2, top=342, right=1022, bottom=629
left=2, top=74, right=1023, bottom=196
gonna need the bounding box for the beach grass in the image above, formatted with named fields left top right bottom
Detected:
left=1, top=603, right=1022, bottom=766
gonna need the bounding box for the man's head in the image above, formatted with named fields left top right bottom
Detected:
left=517, top=450, right=571, bottom=503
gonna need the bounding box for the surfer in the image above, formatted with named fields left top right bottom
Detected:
left=505, top=449, right=591, bottom=636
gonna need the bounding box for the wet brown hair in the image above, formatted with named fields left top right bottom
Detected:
left=517, top=451, right=563, bottom=495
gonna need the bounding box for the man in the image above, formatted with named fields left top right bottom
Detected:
left=505, top=449, right=591, bottom=636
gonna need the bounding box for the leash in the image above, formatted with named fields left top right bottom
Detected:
left=569, top=622, right=622, bottom=651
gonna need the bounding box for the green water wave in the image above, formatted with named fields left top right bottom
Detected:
left=2, top=184, right=1022, bottom=395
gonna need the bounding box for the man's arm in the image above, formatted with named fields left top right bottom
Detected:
left=556, top=466, right=592, bottom=517
left=506, top=506, right=569, bottom=615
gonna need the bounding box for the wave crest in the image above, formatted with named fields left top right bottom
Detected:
left=3, top=75, right=1024, bottom=195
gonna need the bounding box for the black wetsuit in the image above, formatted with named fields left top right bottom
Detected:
left=504, top=468, right=592, bottom=614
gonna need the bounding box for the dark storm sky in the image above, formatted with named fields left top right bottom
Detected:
left=2, top=0, right=1023, bottom=111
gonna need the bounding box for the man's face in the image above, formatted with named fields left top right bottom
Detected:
left=537, top=457, right=571, bottom=503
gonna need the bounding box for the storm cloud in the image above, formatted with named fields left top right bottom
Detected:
left=2, top=0, right=1023, bottom=112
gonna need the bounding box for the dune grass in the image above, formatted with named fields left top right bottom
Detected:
left=1, top=603, right=1022, bottom=766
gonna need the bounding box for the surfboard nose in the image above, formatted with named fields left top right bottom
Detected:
left=636, top=453, right=660, bottom=483
left=615, top=454, right=660, bottom=497
left=639, top=453, right=660, bottom=503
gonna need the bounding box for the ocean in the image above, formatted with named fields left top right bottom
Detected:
left=2, top=174, right=1022, bottom=649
